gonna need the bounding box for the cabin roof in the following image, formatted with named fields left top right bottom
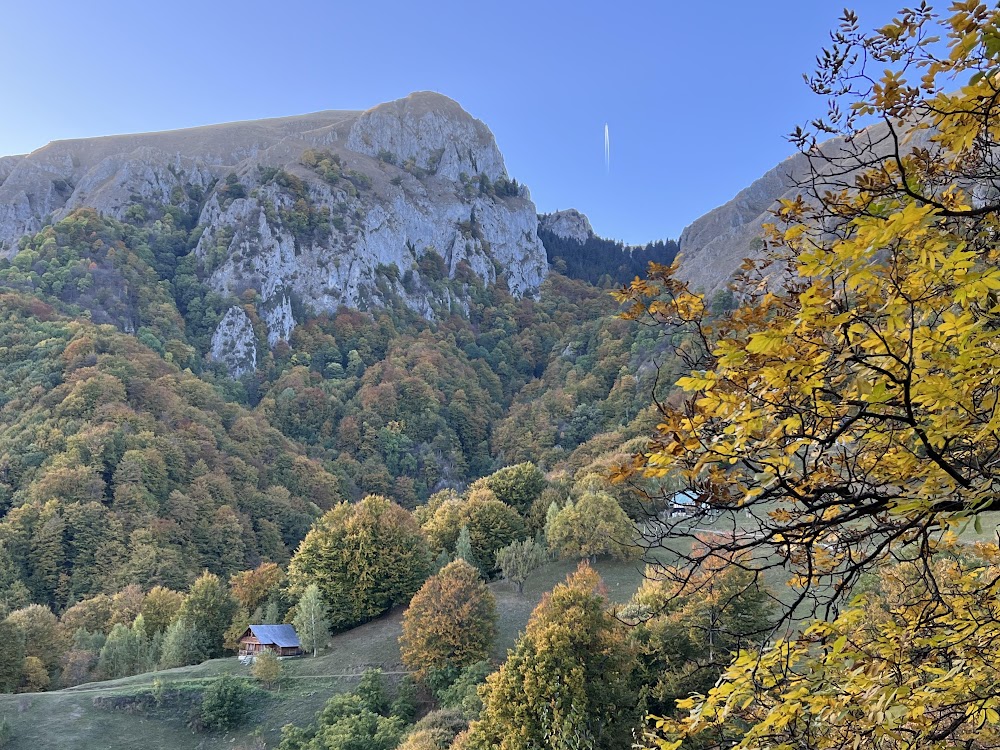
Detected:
left=671, top=490, right=699, bottom=505
left=244, top=624, right=301, bottom=648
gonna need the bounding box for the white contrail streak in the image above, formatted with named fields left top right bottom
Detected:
left=604, top=123, right=610, bottom=173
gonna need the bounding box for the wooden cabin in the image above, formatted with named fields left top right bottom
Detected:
left=238, top=624, right=303, bottom=659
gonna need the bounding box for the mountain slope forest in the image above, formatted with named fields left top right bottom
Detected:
left=0, top=181, right=678, bottom=622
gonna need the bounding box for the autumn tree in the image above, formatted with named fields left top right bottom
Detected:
left=651, top=542, right=1000, bottom=750
left=546, top=491, right=636, bottom=561
left=60, top=594, right=113, bottom=635
left=495, top=538, right=547, bottom=594
left=616, top=2, right=1000, bottom=623
left=5, top=604, right=65, bottom=673
left=622, top=5, right=1000, bottom=749
left=19, top=656, right=48, bottom=692
left=399, top=560, right=497, bottom=683
left=293, top=583, right=328, bottom=657
left=468, top=563, right=639, bottom=750
left=140, top=586, right=183, bottom=637
left=288, top=495, right=431, bottom=629
left=230, top=562, right=284, bottom=613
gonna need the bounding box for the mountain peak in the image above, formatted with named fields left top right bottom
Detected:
left=538, top=209, right=594, bottom=244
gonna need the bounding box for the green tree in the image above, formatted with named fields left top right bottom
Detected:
left=400, top=560, right=497, bottom=684
left=473, top=463, right=546, bottom=516
left=293, top=584, right=329, bottom=657
left=495, top=538, right=547, bottom=594
left=288, top=496, right=431, bottom=629
left=159, top=617, right=202, bottom=669
left=468, top=563, right=639, bottom=750
left=461, top=493, right=527, bottom=573
left=391, top=675, right=419, bottom=723
left=178, top=571, right=236, bottom=659
left=200, top=674, right=252, bottom=730
left=97, top=622, right=139, bottom=680
left=0, top=620, right=25, bottom=693
left=277, top=692, right=406, bottom=750
left=625, top=553, right=773, bottom=719
left=453, top=526, right=477, bottom=570
left=251, top=648, right=283, bottom=689
left=546, top=492, right=636, bottom=562
left=357, top=667, right=389, bottom=715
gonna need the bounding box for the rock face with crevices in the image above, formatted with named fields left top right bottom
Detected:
left=538, top=209, right=594, bottom=244
left=210, top=306, right=258, bottom=378
left=0, top=92, right=548, bottom=376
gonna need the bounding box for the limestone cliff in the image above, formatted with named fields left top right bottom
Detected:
left=538, top=209, right=594, bottom=244
left=0, top=92, right=548, bottom=376
left=675, top=122, right=907, bottom=296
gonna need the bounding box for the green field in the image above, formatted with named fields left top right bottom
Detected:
left=0, top=558, right=651, bottom=750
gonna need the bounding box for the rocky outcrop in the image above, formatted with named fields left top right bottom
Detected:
left=674, top=122, right=910, bottom=296
left=209, top=306, right=258, bottom=378
left=346, top=92, right=507, bottom=181
left=675, top=152, right=810, bottom=296
left=538, top=209, right=594, bottom=244
left=0, top=92, right=548, bottom=376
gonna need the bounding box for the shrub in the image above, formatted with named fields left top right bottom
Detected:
left=200, top=675, right=252, bottom=730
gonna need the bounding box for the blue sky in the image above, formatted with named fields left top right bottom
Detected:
left=1, top=1, right=907, bottom=243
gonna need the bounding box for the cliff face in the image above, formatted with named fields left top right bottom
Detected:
left=0, top=92, right=548, bottom=375
left=674, top=122, right=905, bottom=297
left=538, top=209, right=594, bottom=244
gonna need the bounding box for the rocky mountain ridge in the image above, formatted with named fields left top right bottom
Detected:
left=0, top=92, right=548, bottom=376
left=673, top=121, right=927, bottom=296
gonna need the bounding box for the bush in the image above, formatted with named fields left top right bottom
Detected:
left=251, top=649, right=282, bottom=689
left=200, top=675, right=252, bottom=730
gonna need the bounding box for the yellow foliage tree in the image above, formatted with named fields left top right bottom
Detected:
left=616, top=5, right=1000, bottom=748
left=615, top=1, right=1000, bottom=619
left=648, top=541, right=1000, bottom=750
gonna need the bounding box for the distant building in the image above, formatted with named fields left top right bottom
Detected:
left=667, top=490, right=700, bottom=517
left=238, top=624, right=303, bottom=660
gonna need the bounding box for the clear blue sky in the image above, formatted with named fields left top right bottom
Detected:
left=1, top=1, right=906, bottom=244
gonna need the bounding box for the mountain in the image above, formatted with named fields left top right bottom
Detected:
left=537, top=209, right=678, bottom=287
left=0, top=92, right=548, bottom=376
left=674, top=122, right=907, bottom=296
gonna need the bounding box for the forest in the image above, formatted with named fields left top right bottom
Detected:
left=3, top=5, right=1000, bottom=750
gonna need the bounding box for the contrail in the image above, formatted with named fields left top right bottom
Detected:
left=604, top=123, right=610, bottom=173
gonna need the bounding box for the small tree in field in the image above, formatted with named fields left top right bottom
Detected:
left=293, top=584, right=328, bottom=657
left=495, top=538, right=547, bottom=594
left=200, top=674, right=252, bottom=730
left=251, top=649, right=282, bottom=690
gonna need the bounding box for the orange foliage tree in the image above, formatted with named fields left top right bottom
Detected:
left=399, top=559, right=497, bottom=683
